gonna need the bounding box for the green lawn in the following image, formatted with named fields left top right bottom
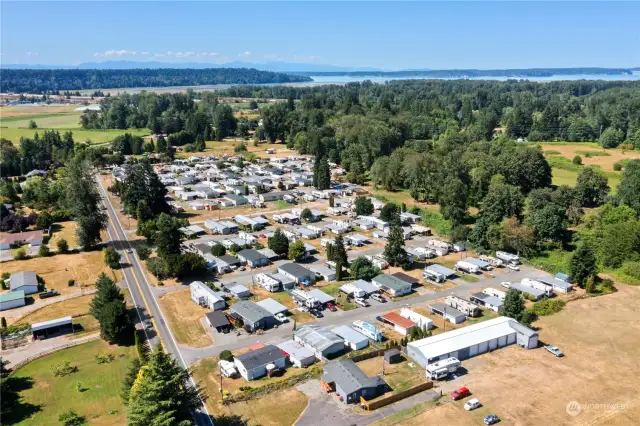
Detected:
left=459, top=274, right=480, bottom=283
left=1, top=128, right=150, bottom=145
left=551, top=166, right=621, bottom=190
left=6, top=340, right=136, bottom=426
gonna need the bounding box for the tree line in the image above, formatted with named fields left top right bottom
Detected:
left=1, top=68, right=312, bottom=93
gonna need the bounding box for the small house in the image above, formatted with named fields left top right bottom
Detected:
left=225, top=283, right=251, bottom=299
left=234, top=344, right=287, bottom=380
left=8, top=271, right=39, bottom=295
left=229, top=300, right=276, bottom=332
left=429, top=302, right=466, bottom=324
left=380, top=312, right=417, bottom=336
left=372, top=274, right=412, bottom=297
left=236, top=249, right=269, bottom=268
left=294, top=325, right=345, bottom=360
left=277, top=340, right=316, bottom=368
left=190, top=281, right=226, bottom=311
left=331, top=325, right=369, bottom=351
left=278, top=263, right=315, bottom=285
left=321, top=360, right=386, bottom=404
left=0, top=290, right=25, bottom=311
left=205, top=311, right=232, bottom=333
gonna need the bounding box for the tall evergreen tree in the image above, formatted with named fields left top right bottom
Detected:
left=126, top=348, right=205, bottom=426
left=313, top=155, right=331, bottom=190
left=499, top=289, right=525, bottom=321
left=330, top=235, right=348, bottom=266
left=267, top=229, right=289, bottom=256
left=383, top=221, right=407, bottom=267
left=89, top=274, right=132, bottom=343
left=64, top=158, right=106, bottom=249
left=121, top=161, right=170, bottom=218
left=569, top=243, right=598, bottom=288
left=154, top=213, right=184, bottom=257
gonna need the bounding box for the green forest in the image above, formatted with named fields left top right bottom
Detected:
left=0, top=68, right=312, bottom=93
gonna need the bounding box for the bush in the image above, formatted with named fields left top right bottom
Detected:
left=520, top=309, right=538, bottom=325
left=136, top=244, right=151, bottom=260
left=572, top=155, right=582, bottom=165
left=219, top=350, right=234, bottom=362
left=51, top=361, right=78, bottom=377
left=51, top=209, right=73, bottom=222
left=234, top=142, right=248, bottom=153
left=57, top=238, right=69, bottom=253
left=530, top=299, right=566, bottom=316
left=59, top=410, right=86, bottom=426
left=621, top=261, right=640, bottom=279
left=38, top=244, right=51, bottom=257
left=68, top=279, right=75, bottom=286
left=14, top=248, right=28, bottom=260
left=595, top=278, right=616, bottom=294
left=95, top=352, right=115, bottom=364
left=613, top=162, right=623, bottom=171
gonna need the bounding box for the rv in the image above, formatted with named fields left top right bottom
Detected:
left=426, top=358, right=461, bottom=380
left=427, top=239, right=452, bottom=252
left=290, top=289, right=320, bottom=309
left=365, top=255, right=389, bottom=270
left=522, top=278, right=553, bottom=297
left=352, top=320, right=383, bottom=342
left=478, top=255, right=504, bottom=267
left=255, top=273, right=282, bottom=292
left=496, top=251, right=520, bottom=265
left=339, top=283, right=367, bottom=298
left=455, top=261, right=480, bottom=274
left=422, top=269, right=445, bottom=283
left=482, top=288, right=506, bottom=301
left=445, top=295, right=481, bottom=317
left=320, top=238, right=336, bottom=248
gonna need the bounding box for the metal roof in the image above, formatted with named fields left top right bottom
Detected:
left=235, top=344, right=285, bottom=370
left=511, top=282, right=546, bottom=297
left=331, top=325, right=369, bottom=345
left=279, top=263, right=313, bottom=278
left=425, top=264, right=457, bottom=277
left=277, top=340, right=315, bottom=362
left=230, top=301, right=273, bottom=324
left=31, top=316, right=72, bottom=332
left=372, top=274, right=412, bottom=292
left=429, top=302, right=465, bottom=318
left=237, top=249, right=268, bottom=263
left=190, top=281, right=224, bottom=303
left=407, top=316, right=537, bottom=362
left=323, top=359, right=382, bottom=396
left=308, top=289, right=335, bottom=304
left=295, top=325, right=343, bottom=352
left=0, top=290, right=25, bottom=303
left=464, top=257, right=491, bottom=269
left=381, top=312, right=416, bottom=329
left=256, top=298, right=289, bottom=315
left=391, top=272, right=419, bottom=285
left=350, top=279, right=378, bottom=294
left=10, top=271, right=38, bottom=291
left=205, top=311, right=230, bottom=328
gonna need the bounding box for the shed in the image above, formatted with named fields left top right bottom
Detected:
left=469, top=292, right=503, bottom=313
left=384, top=348, right=402, bottom=364
left=257, top=248, right=279, bottom=260
left=225, top=283, right=251, bottom=299
left=32, top=316, right=73, bottom=339
left=9, top=271, right=39, bottom=295
left=0, top=290, right=26, bottom=311
left=277, top=340, right=316, bottom=368
left=234, top=344, right=286, bottom=380
left=331, top=325, right=369, bottom=351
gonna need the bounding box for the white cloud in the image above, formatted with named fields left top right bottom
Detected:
left=94, top=49, right=137, bottom=57
left=293, top=55, right=321, bottom=62
left=26, top=52, right=39, bottom=57
left=141, top=51, right=150, bottom=56
left=208, top=52, right=218, bottom=56
left=238, top=51, right=251, bottom=57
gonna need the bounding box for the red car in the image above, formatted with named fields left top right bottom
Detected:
left=450, top=386, right=471, bottom=401
left=326, top=302, right=338, bottom=312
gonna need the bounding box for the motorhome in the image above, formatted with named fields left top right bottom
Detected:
left=522, top=278, right=553, bottom=297
left=218, top=360, right=238, bottom=378
left=445, top=295, right=481, bottom=317
left=290, top=289, right=320, bottom=309
left=426, top=357, right=461, bottom=380
left=339, top=283, right=367, bottom=298
left=482, top=288, right=506, bottom=301
left=352, top=320, right=383, bottom=342
left=427, top=239, right=452, bottom=252
left=478, top=255, right=504, bottom=267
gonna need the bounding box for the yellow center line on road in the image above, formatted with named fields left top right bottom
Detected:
left=104, top=204, right=166, bottom=352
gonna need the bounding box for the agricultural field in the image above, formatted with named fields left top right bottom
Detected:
left=0, top=127, right=150, bottom=145
left=4, top=339, right=136, bottom=426
left=14, top=295, right=99, bottom=337
left=539, top=142, right=640, bottom=189
left=406, top=284, right=640, bottom=426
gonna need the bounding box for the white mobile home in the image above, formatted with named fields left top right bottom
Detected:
left=190, top=281, right=226, bottom=311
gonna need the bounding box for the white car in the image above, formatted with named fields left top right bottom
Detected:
left=371, top=293, right=386, bottom=303
left=275, top=313, right=289, bottom=323
left=501, top=281, right=512, bottom=289
left=464, top=398, right=481, bottom=411
left=354, top=297, right=369, bottom=307
left=507, top=264, right=520, bottom=271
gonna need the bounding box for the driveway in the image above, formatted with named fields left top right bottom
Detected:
left=295, top=379, right=442, bottom=426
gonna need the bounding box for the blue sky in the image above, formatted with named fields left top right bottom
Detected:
left=2, top=1, right=639, bottom=69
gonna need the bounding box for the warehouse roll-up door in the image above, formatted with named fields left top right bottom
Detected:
left=469, top=344, right=478, bottom=356
left=478, top=341, right=489, bottom=353
left=507, top=333, right=516, bottom=344
left=498, top=336, right=507, bottom=347
left=489, top=338, right=498, bottom=350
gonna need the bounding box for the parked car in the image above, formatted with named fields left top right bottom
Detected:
left=310, top=309, right=323, bottom=318
left=450, top=386, right=471, bottom=401
left=544, top=345, right=564, bottom=357
left=126, top=248, right=133, bottom=254
left=326, top=302, right=338, bottom=312
left=275, top=313, right=289, bottom=323
left=464, top=398, right=481, bottom=411
left=354, top=297, right=369, bottom=307
left=371, top=293, right=386, bottom=303
left=507, top=264, right=520, bottom=271
left=501, top=281, right=511, bottom=289
left=484, top=414, right=500, bottom=425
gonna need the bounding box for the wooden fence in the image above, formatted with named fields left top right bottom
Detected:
left=360, top=381, right=434, bottom=411
left=345, top=346, right=400, bottom=363
left=8, top=335, right=100, bottom=372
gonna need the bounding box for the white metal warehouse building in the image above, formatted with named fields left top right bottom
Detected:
left=407, top=316, right=538, bottom=368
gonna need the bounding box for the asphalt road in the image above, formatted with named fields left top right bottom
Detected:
left=96, top=177, right=214, bottom=426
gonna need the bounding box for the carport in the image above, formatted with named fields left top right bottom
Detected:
left=32, top=316, right=73, bottom=340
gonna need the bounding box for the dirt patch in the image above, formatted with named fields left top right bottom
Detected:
left=540, top=143, right=640, bottom=172
left=0, top=250, right=122, bottom=295
left=0, top=104, right=78, bottom=118
left=413, top=285, right=640, bottom=425
left=158, top=288, right=213, bottom=347
left=358, top=357, right=427, bottom=394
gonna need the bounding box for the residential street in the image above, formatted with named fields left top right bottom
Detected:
left=95, top=177, right=214, bottom=426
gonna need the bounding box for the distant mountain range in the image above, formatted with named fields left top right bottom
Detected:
left=0, top=60, right=381, bottom=73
